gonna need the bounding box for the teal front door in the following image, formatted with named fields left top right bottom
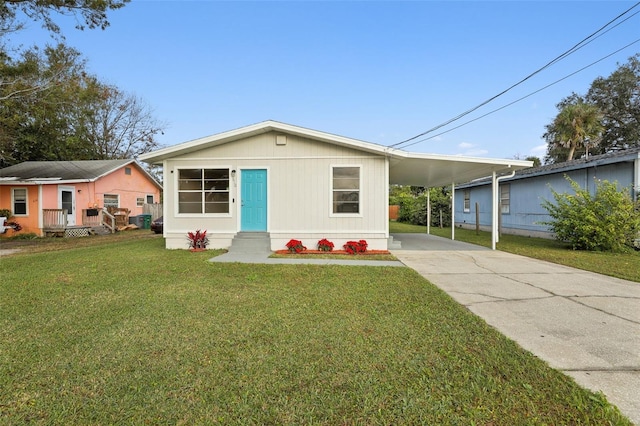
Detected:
left=241, top=169, right=267, bottom=231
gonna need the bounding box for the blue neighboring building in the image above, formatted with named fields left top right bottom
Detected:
left=454, top=147, right=640, bottom=238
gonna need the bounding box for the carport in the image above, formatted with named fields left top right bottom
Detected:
left=386, top=150, right=532, bottom=249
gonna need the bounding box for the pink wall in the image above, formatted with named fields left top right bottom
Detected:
left=0, top=163, right=160, bottom=237
left=94, top=163, right=160, bottom=215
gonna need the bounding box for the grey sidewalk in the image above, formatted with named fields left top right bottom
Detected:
left=391, top=234, right=640, bottom=425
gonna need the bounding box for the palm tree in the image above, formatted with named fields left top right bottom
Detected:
left=550, top=102, right=604, bottom=161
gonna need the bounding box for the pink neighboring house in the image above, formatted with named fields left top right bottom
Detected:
left=0, top=160, right=161, bottom=237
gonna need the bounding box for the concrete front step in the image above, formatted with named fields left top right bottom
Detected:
left=228, top=232, right=271, bottom=254
left=388, top=235, right=402, bottom=250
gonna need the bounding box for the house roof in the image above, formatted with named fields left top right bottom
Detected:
left=0, top=160, right=162, bottom=188
left=139, top=120, right=532, bottom=187
left=457, top=146, right=640, bottom=189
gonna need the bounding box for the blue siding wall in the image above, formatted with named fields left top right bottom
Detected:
left=454, top=161, right=636, bottom=236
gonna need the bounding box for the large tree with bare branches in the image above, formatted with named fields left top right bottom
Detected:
left=0, top=44, right=164, bottom=167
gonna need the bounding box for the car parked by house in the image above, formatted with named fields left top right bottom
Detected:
left=151, top=216, right=163, bottom=234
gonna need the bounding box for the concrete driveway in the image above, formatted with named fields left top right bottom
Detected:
left=391, top=233, right=640, bottom=425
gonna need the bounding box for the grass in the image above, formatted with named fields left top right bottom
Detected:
left=389, top=221, right=640, bottom=283
left=0, top=235, right=631, bottom=424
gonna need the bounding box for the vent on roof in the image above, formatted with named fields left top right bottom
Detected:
left=276, top=135, right=287, bottom=146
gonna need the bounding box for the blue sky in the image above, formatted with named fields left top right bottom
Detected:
left=16, top=1, right=640, bottom=160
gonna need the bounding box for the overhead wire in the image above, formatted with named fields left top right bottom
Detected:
left=395, top=37, right=640, bottom=151
left=390, top=1, right=640, bottom=150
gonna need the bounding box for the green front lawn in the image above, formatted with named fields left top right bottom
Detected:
left=0, top=236, right=629, bottom=424
left=390, top=221, right=640, bottom=283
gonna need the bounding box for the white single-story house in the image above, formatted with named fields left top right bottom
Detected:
left=454, top=147, right=640, bottom=238
left=139, top=121, right=532, bottom=250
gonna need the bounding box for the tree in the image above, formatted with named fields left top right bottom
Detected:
left=1, top=0, right=129, bottom=38
left=0, top=44, right=164, bottom=167
left=543, top=55, right=640, bottom=164
left=391, top=186, right=452, bottom=227
left=586, top=53, right=640, bottom=153
left=525, top=156, right=541, bottom=168
left=541, top=177, right=640, bottom=252
left=544, top=100, right=604, bottom=162
left=74, top=79, right=165, bottom=159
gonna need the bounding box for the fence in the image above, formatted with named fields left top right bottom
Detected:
left=43, top=209, right=67, bottom=231
left=143, top=203, right=162, bottom=220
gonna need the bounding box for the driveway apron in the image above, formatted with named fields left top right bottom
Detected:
left=391, top=233, right=640, bottom=425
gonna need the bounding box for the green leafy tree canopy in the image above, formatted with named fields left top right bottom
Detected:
left=544, top=54, right=640, bottom=164
left=1, top=0, right=130, bottom=38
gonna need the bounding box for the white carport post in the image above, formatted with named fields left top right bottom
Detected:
left=426, top=189, right=431, bottom=235
left=451, top=182, right=455, bottom=240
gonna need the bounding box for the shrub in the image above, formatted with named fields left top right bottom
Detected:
left=317, top=238, right=334, bottom=252
left=541, top=177, right=640, bottom=252
left=395, top=188, right=451, bottom=227
left=286, top=239, right=306, bottom=253
left=187, top=230, right=209, bottom=249
left=343, top=240, right=367, bottom=255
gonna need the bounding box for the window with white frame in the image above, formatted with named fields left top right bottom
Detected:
left=146, top=194, right=154, bottom=204
left=500, top=184, right=510, bottom=214
left=136, top=197, right=144, bottom=207
left=178, top=168, right=230, bottom=214
left=104, top=194, right=119, bottom=208
left=332, top=166, right=360, bottom=214
left=12, top=188, right=27, bottom=215
left=463, top=190, right=470, bottom=213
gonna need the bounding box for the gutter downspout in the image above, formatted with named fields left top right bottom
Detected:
left=492, top=170, right=515, bottom=250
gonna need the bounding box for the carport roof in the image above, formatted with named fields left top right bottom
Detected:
left=139, top=120, right=532, bottom=186
left=387, top=152, right=530, bottom=187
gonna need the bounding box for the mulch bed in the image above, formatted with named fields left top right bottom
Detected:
left=275, top=250, right=391, bottom=255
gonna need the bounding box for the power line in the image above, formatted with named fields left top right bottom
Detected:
left=395, top=38, right=640, bottom=151
left=390, top=1, right=640, bottom=149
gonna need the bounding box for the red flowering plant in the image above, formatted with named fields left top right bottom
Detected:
left=286, top=239, right=307, bottom=253
left=187, top=229, right=209, bottom=249
left=317, top=238, right=335, bottom=252
left=343, top=240, right=368, bottom=255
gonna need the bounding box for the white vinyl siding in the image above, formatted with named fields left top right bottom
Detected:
left=178, top=168, right=230, bottom=214
left=163, top=132, right=388, bottom=250
left=332, top=166, right=360, bottom=214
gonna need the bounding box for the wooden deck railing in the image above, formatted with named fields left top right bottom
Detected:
left=43, top=209, right=67, bottom=231
left=81, top=209, right=102, bottom=227
left=81, top=208, right=116, bottom=233
left=102, top=209, right=116, bottom=233
left=43, top=208, right=121, bottom=235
